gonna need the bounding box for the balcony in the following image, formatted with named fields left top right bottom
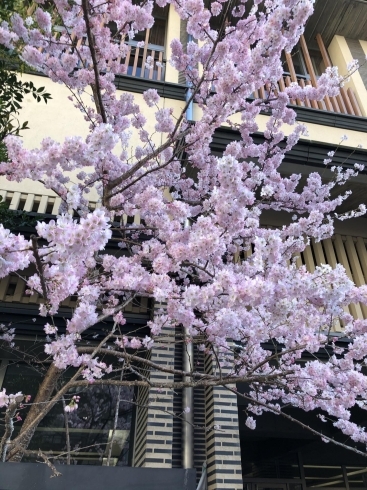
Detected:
left=255, top=34, right=363, bottom=117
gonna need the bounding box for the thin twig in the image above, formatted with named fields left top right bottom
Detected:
left=61, top=396, right=71, bottom=465
left=106, top=369, right=123, bottom=466
left=37, top=450, right=62, bottom=477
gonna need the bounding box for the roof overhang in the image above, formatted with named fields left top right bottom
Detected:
left=305, top=0, right=367, bottom=50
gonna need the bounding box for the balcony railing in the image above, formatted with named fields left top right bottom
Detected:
left=254, top=34, right=363, bottom=116
left=254, top=75, right=362, bottom=116
left=44, top=26, right=166, bottom=83
left=123, top=40, right=165, bottom=81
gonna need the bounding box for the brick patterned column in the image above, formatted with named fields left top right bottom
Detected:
left=133, top=380, right=150, bottom=467
left=204, top=352, right=243, bottom=490
left=135, top=301, right=175, bottom=468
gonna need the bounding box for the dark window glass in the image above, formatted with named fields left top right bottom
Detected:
left=239, top=399, right=367, bottom=490
left=346, top=467, right=367, bottom=489
left=0, top=362, right=134, bottom=466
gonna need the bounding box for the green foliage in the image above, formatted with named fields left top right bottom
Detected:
left=0, top=195, right=46, bottom=229
left=0, top=0, right=52, bottom=146
left=0, top=0, right=52, bottom=228
left=0, top=0, right=32, bottom=22
left=0, top=71, right=52, bottom=142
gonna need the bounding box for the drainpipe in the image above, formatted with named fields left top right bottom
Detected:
left=182, top=218, right=194, bottom=469
left=182, top=327, right=194, bottom=469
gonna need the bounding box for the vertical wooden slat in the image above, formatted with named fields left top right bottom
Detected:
left=292, top=252, right=302, bottom=269
left=323, top=96, right=333, bottom=112
left=157, top=51, right=163, bottom=81
left=356, top=238, right=367, bottom=280
left=52, top=198, right=62, bottom=215
left=132, top=47, right=140, bottom=77
left=316, top=33, right=332, bottom=66
left=38, top=195, right=49, bottom=213
left=303, top=244, right=315, bottom=273
left=140, top=297, right=148, bottom=313
left=284, top=52, right=303, bottom=106
left=318, top=99, right=328, bottom=111
left=0, top=277, right=10, bottom=301
left=9, top=192, right=21, bottom=210
left=140, top=29, right=150, bottom=78
left=117, top=34, right=125, bottom=63
left=315, top=33, right=344, bottom=113
left=131, top=300, right=141, bottom=313
left=299, top=35, right=333, bottom=111
left=124, top=45, right=132, bottom=73
left=306, top=79, right=319, bottom=109
left=330, top=95, right=341, bottom=113
left=299, top=79, right=311, bottom=107
left=149, top=50, right=155, bottom=79
left=134, top=213, right=141, bottom=225
left=28, top=291, right=40, bottom=304
left=323, top=237, right=351, bottom=326
left=334, top=235, right=363, bottom=319
left=20, top=283, right=30, bottom=303
left=340, top=87, right=355, bottom=116
left=13, top=278, right=26, bottom=303
left=347, top=88, right=363, bottom=117
left=265, top=82, right=271, bottom=98
left=285, top=76, right=296, bottom=105
left=336, top=92, right=348, bottom=114
left=24, top=194, right=36, bottom=212
left=244, top=245, right=253, bottom=260
left=311, top=239, right=342, bottom=331
left=284, top=52, right=298, bottom=82
left=312, top=238, right=326, bottom=266
left=278, top=76, right=286, bottom=94
left=75, top=36, right=85, bottom=68
left=345, top=236, right=367, bottom=318
left=340, top=87, right=355, bottom=115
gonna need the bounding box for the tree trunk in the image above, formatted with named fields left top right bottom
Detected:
left=7, top=364, right=61, bottom=462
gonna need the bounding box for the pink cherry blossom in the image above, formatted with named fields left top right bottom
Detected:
left=1, top=0, right=367, bottom=450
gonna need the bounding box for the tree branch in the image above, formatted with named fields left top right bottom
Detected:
left=81, top=0, right=107, bottom=123
left=0, top=394, right=24, bottom=462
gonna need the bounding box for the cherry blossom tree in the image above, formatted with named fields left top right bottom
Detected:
left=1, top=0, right=367, bottom=464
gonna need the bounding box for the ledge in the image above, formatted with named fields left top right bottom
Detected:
left=0, top=303, right=150, bottom=339
left=114, top=75, right=186, bottom=101
left=114, top=76, right=367, bottom=132
left=22, top=69, right=367, bottom=132
left=291, top=105, right=367, bottom=133
left=211, top=126, right=367, bottom=171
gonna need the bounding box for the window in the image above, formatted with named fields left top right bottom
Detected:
left=239, top=402, right=367, bottom=490
left=0, top=360, right=135, bottom=466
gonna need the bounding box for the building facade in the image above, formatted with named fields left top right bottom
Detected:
left=2, top=1, right=367, bottom=489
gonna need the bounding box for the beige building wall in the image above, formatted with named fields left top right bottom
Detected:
left=0, top=72, right=186, bottom=204
left=328, top=35, right=367, bottom=117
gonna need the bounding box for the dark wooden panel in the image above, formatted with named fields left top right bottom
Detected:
left=305, top=0, right=367, bottom=50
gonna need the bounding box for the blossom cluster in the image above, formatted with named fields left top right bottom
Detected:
left=1, top=0, right=367, bottom=448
